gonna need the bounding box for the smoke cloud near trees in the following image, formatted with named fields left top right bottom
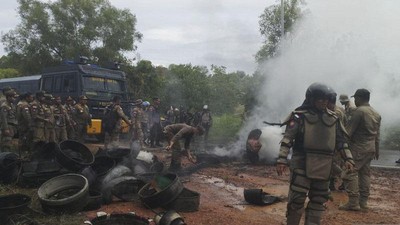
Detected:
left=214, top=0, right=400, bottom=161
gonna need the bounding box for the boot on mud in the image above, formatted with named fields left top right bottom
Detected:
left=339, top=197, right=361, bottom=211
left=304, top=209, right=323, bottom=225
left=359, top=198, right=369, bottom=210
left=329, top=178, right=336, bottom=191
left=286, top=208, right=302, bottom=225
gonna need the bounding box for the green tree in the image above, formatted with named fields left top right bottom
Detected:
left=256, top=0, right=304, bottom=62
left=208, top=65, right=249, bottom=115
left=0, top=68, right=21, bottom=79
left=125, top=60, right=167, bottom=101
left=163, top=64, right=210, bottom=112
left=1, top=0, right=142, bottom=74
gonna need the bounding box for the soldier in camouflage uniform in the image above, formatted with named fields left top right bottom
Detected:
left=164, top=123, right=204, bottom=171
left=130, top=99, right=144, bottom=147
left=104, top=96, right=132, bottom=149
left=327, top=90, right=346, bottom=191
left=74, top=95, right=91, bottom=143
left=0, top=90, right=18, bottom=153
left=30, top=91, right=47, bottom=149
left=17, top=92, right=34, bottom=155
left=43, top=94, right=55, bottom=143
left=339, top=94, right=356, bottom=126
left=340, top=89, right=381, bottom=211
left=0, top=87, right=13, bottom=147
left=64, top=96, right=77, bottom=140
left=53, top=96, right=70, bottom=143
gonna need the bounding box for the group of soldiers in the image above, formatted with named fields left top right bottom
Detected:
left=276, top=83, right=381, bottom=225
left=0, top=86, right=91, bottom=156
left=104, top=96, right=207, bottom=171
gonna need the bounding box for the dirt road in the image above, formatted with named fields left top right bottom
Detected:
left=84, top=147, right=400, bottom=225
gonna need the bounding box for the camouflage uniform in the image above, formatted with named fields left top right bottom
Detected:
left=43, top=103, right=55, bottom=143
left=65, top=102, right=77, bottom=140
left=17, top=99, right=32, bottom=154
left=0, top=98, right=18, bottom=152
left=163, top=123, right=198, bottom=170
left=141, top=106, right=150, bottom=145
left=104, top=103, right=130, bottom=149
left=74, top=103, right=91, bottom=143
left=343, top=101, right=381, bottom=210
left=30, top=100, right=47, bottom=147
left=53, top=103, right=69, bottom=142
left=131, top=104, right=144, bottom=145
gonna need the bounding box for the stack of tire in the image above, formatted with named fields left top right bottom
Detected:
left=0, top=152, right=19, bottom=184
left=35, top=140, right=95, bottom=214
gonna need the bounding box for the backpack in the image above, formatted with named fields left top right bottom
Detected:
left=102, top=105, right=118, bottom=133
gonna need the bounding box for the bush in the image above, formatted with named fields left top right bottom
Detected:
left=208, top=113, right=243, bottom=143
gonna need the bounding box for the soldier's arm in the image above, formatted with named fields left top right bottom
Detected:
left=116, top=106, right=131, bottom=125
left=0, top=106, right=9, bottom=130
left=346, top=109, right=362, bottom=138
left=31, top=105, right=47, bottom=122
left=336, top=122, right=355, bottom=167
left=277, top=113, right=301, bottom=165
left=375, top=115, right=382, bottom=159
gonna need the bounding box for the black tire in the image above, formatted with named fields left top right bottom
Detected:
left=164, top=188, right=200, bottom=212
left=138, top=173, right=183, bottom=208
left=90, top=213, right=150, bottom=225
left=56, top=140, right=94, bottom=172
left=0, top=152, right=19, bottom=184
left=0, top=194, right=31, bottom=220
left=37, top=173, right=89, bottom=214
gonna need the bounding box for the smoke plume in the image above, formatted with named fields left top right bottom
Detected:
left=212, top=0, right=400, bottom=161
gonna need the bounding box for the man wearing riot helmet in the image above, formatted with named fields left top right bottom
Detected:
left=276, top=83, right=355, bottom=225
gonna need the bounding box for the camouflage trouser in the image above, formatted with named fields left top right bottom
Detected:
left=1, top=126, right=18, bottom=153
left=164, top=131, right=182, bottom=165
left=18, top=128, right=32, bottom=156
left=55, top=127, right=68, bottom=143
left=45, top=127, right=56, bottom=143
left=31, top=126, right=46, bottom=151
left=131, top=127, right=144, bottom=144
left=104, top=130, right=120, bottom=150
left=342, top=152, right=374, bottom=200
left=66, top=125, right=76, bottom=140
left=287, top=168, right=329, bottom=225
left=75, top=124, right=87, bottom=143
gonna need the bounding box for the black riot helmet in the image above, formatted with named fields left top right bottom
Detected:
left=327, top=86, right=337, bottom=104
left=305, top=83, right=330, bottom=102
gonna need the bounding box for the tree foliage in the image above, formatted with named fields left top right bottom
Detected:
left=1, top=0, right=142, bottom=74
left=256, top=0, right=304, bottom=62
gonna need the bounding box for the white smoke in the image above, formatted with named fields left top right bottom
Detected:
left=256, top=0, right=400, bottom=125
left=211, top=0, right=400, bottom=160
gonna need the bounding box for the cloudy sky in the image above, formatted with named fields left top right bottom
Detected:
left=0, top=0, right=277, bottom=74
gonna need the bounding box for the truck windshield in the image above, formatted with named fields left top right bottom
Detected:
left=83, top=76, right=124, bottom=92
left=83, top=76, right=126, bottom=100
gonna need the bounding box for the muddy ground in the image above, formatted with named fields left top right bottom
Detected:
left=2, top=144, right=399, bottom=225
left=85, top=146, right=400, bottom=225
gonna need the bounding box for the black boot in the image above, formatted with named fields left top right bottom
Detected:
left=168, top=161, right=182, bottom=172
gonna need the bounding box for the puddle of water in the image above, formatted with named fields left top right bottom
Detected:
left=195, top=174, right=246, bottom=210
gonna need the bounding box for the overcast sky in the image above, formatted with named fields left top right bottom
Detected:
left=0, top=0, right=277, bottom=74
